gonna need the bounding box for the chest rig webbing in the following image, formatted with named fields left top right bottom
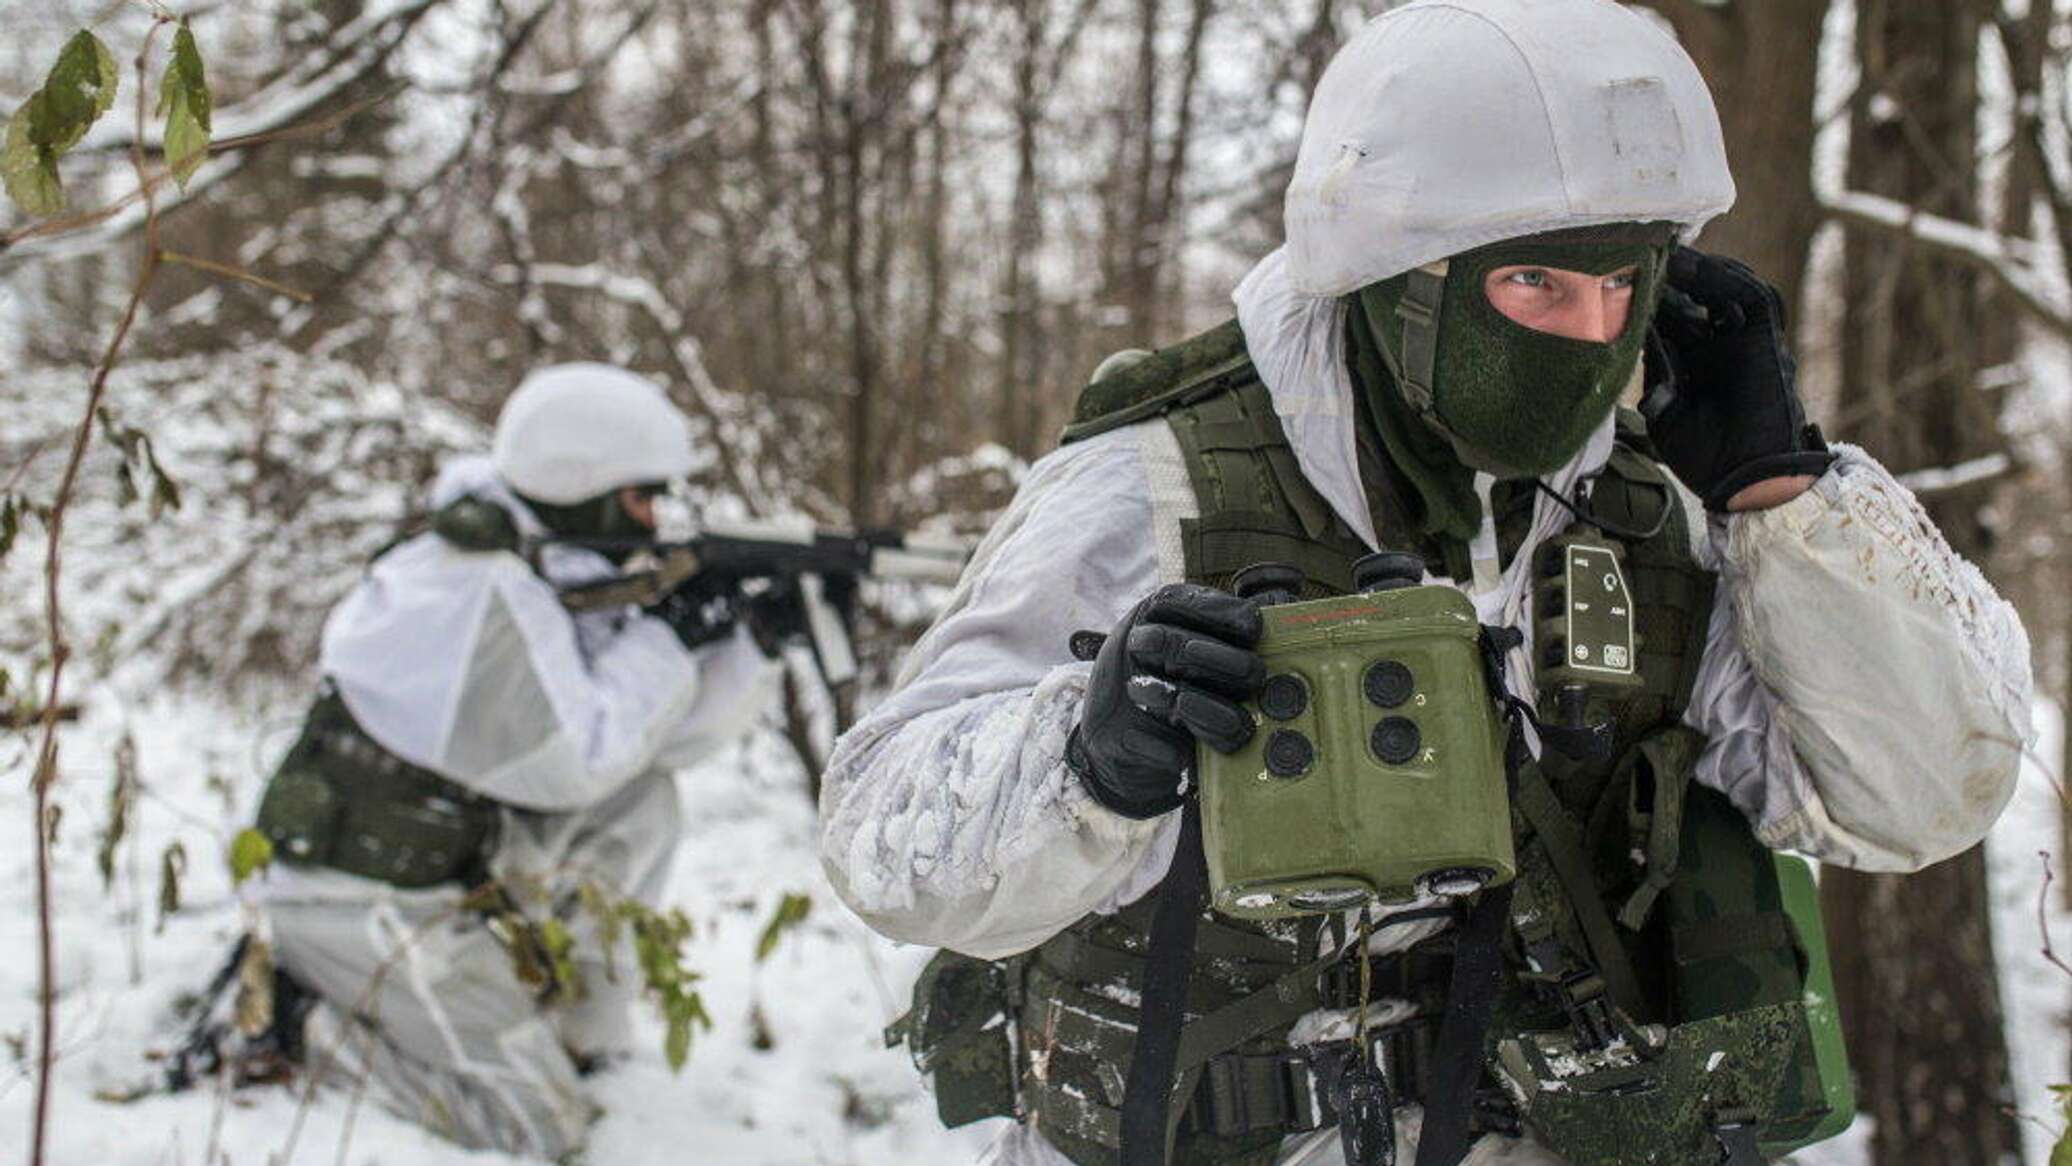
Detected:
left=895, top=322, right=1850, bottom=1166
left=252, top=498, right=530, bottom=890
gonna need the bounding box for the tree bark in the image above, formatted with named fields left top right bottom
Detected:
left=1637, top=0, right=1827, bottom=314
left=1826, top=3, right=2017, bottom=1162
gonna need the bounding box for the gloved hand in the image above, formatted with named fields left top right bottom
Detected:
left=1643, top=247, right=1835, bottom=511
left=647, top=575, right=739, bottom=650
left=1066, top=584, right=1265, bottom=819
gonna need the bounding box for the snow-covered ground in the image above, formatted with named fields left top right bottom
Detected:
left=0, top=689, right=996, bottom=1165
left=2, top=681, right=2065, bottom=1165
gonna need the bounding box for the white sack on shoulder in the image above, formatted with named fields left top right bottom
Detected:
left=1687, top=447, right=2034, bottom=870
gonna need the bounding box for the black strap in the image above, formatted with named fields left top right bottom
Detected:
left=1512, top=762, right=1648, bottom=1019
left=1714, top=1115, right=1764, bottom=1166
left=1413, top=882, right=1514, bottom=1166
left=1121, top=801, right=1209, bottom=1166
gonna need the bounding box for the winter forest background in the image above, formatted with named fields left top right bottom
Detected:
left=4, top=0, right=2072, bottom=1163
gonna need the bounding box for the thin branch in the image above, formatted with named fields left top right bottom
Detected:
left=2038, top=852, right=2072, bottom=981
left=0, top=0, right=435, bottom=270
left=159, top=251, right=313, bottom=301
left=0, top=86, right=404, bottom=254
left=1895, top=453, right=2017, bottom=497
left=28, top=19, right=173, bottom=1164
left=1820, top=187, right=2072, bottom=340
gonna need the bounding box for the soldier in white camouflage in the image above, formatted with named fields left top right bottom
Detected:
left=820, top=2, right=2033, bottom=1165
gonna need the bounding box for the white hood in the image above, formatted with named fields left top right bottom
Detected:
left=1283, top=0, right=1734, bottom=298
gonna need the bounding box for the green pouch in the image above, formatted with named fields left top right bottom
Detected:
left=1760, top=856, right=1855, bottom=1153
left=253, top=694, right=499, bottom=889
left=892, top=950, right=1020, bottom=1128
left=1498, top=1003, right=1805, bottom=1166
left=1664, top=786, right=1855, bottom=1156
left=255, top=755, right=344, bottom=867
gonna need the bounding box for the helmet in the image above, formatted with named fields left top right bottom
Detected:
left=491, top=363, right=694, bottom=505
left=1282, top=0, right=1734, bottom=298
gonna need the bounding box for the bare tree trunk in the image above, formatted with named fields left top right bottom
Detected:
left=1825, top=3, right=2017, bottom=1162
left=1638, top=0, right=1828, bottom=313
left=1002, top=1, right=1047, bottom=458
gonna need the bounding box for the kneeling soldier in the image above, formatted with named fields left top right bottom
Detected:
left=247, top=363, right=774, bottom=1157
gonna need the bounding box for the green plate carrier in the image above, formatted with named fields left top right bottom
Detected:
left=253, top=504, right=525, bottom=891
left=892, top=321, right=1853, bottom=1164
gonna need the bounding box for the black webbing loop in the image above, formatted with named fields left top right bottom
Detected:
left=1412, top=881, right=1515, bottom=1166
left=1120, top=800, right=1209, bottom=1166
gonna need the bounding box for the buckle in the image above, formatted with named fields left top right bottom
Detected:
left=1555, top=969, right=1618, bottom=1050
left=1199, top=1049, right=1323, bottom=1138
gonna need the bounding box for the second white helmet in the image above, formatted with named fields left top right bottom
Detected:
left=491, top=363, right=694, bottom=505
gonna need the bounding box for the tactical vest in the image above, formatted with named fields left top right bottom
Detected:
left=893, top=322, right=1852, bottom=1166
left=252, top=498, right=526, bottom=889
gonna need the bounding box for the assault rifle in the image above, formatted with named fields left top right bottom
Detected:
left=554, top=521, right=970, bottom=686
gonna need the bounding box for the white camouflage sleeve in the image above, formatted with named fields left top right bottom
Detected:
left=1686, top=445, right=2033, bottom=871
left=818, top=428, right=1188, bottom=960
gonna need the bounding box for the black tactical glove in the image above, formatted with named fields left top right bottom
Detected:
left=1643, top=246, right=1835, bottom=511
left=647, top=575, right=739, bottom=650
left=1066, top=584, right=1266, bottom=819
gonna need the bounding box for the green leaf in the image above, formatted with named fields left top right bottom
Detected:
left=577, top=882, right=624, bottom=983
left=35, top=31, right=119, bottom=152
left=227, top=827, right=273, bottom=886
left=3, top=104, right=65, bottom=217
left=157, top=20, right=211, bottom=188
left=755, top=892, right=813, bottom=964
left=540, top=917, right=581, bottom=997
left=1, top=31, right=118, bottom=216
left=662, top=990, right=712, bottom=1072
left=2052, top=1126, right=2072, bottom=1166
left=0, top=496, right=19, bottom=560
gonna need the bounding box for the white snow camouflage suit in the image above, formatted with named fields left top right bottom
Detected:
left=255, top=454, right=775, bottom=1158
left=817, top=2, right=2038, bottom=1163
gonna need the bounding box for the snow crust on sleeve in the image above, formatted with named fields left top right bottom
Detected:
left=1689, top=445, right=2034, bottom=872
left=819, top=427, right=1180, bottom=959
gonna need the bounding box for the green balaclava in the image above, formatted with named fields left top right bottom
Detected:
left=1351, top=223, right=1675, bottom=484
left=519, top=484, right=659, bottom=563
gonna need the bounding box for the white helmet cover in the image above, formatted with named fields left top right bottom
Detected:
left=1283, top=0, right=1735, bottom=298
left=491, top=363, right=695, bottom=505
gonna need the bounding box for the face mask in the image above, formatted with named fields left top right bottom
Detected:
left=1355, top=224, right=1673, bottom=478
left=520, top=485, right=660, bottom=564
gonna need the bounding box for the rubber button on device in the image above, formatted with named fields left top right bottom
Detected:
left=1259, top=674, right=1309, bottom=721
left=1364, top=661, right=1415, bottom=709
left=1265, top=730, right=1316, bottom=778
left=1371, top=717, right=1421, bottom=766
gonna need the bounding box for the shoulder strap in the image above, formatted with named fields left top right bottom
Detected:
left=428, top=495, right=522, bottom=554
left=1061, top=320, right=1254, bottom=445
left=1167, top=377, right=1370, bottom=596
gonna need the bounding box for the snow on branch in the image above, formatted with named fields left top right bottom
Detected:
left=0, top=0, right=442, bottom=272
left=1897, top=453, right=2016, bottom=496
left=83, top=0, right=442, bottom=154
left=1818, top=188, right=2072, bottom=340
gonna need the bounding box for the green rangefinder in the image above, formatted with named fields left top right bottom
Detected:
left=1199, top=554, right=1516, bottom=919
